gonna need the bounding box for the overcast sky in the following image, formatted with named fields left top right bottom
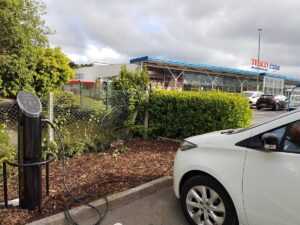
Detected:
left=43, top=0, right=300, bottom=78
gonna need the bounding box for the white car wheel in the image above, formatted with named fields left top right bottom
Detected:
left=180, top=175, right=238, bottom=225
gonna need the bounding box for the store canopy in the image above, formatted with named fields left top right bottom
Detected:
left=130, top=56, right=300, bottom=83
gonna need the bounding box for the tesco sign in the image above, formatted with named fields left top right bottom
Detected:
left=251, top=59, right=280, bottom=71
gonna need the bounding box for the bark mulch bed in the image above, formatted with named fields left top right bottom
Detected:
left=0, top=139, right=180, bottom=225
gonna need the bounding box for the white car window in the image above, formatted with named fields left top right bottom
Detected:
left=237, top=120, right=300, bottom=153
left=252, top=92, right=261, bottom=98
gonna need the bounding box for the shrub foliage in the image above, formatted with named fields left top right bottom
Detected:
left=43, top=91, right=107, bottom=158
left=149, top=90, right=252, bottom=138
left=111, top=65, right=149, bottom=113
left=111, top=65, right=149, bottom=136
left=0, top=0, right=74, bottom=97
left=0, top=123, right=16, bottom=178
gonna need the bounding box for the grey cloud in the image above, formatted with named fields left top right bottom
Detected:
left=43, top=0, right=300, bottom=78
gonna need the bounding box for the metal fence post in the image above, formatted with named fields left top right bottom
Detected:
left=46, top=92, right=54, bottom=197
left=47, top=92, right=54, bottom=145
left=143, top=85, right=150, bottom=139
left=3, top=161, right=8, bottom=208
left=105, top=86, right=108, bottom=111
left=80, top=81, right=83, bottom=109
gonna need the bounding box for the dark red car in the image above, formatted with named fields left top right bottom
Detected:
left=256, top=94, right=287, bottom=111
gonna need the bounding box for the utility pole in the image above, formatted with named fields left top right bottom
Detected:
left=257, top=28, right=262, bottom=91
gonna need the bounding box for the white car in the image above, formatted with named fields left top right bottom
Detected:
left=242, top=91, right=264, bottom=106
left=173, top=109, right=300, bottom=225
left=288, top=95, right=300, bottom=111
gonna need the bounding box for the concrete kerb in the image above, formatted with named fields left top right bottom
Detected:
left=26, top=176, right=173, bottom=225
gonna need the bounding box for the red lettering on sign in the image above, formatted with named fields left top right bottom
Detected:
left=251, top=59, right=268, bottom=68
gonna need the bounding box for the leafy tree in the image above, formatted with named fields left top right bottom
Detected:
left=0, top=46, right=75, bottom=97
left=111, top=65, right=149, bottom=113
left=110, top=65, right=149, bottom=137
left=0, top=0, right=74, bottom=97
left=68, top=61, right=93, bottom=69
left=0, top=0, right=50, bottom=55
left=34, top=47, right=75, bottom=96
left=0, top=45, right=39, bottom=96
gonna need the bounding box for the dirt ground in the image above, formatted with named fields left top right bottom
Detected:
left=0, top=139, right=180, bottom=225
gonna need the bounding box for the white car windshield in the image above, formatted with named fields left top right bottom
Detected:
left=243, top=92, right=254, bottom=97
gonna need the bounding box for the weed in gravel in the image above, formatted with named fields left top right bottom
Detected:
left=111, top=146, right=130, bottom=157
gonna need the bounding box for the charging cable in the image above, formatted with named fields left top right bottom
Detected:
left=42, top=119, right=174, bottom=225
left=42, top=119, right=104, bottom=225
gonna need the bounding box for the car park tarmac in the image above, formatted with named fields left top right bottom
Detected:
left=252, top=107, right=286, bottom=124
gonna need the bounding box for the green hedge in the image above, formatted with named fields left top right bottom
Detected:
left=149, top=90, right=252, bottom=138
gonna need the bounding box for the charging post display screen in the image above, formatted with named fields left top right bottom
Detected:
left=17, top=91, right=42, bottom=118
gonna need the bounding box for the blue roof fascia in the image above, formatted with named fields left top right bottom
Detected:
left=130, top=56, right=300, bottom=83
left=286, top=77, right=300, bottom=82
left=130, top=56, right=149, bottom=63
left=131, top=56, right=259, bottom=76
left=261, top=72, right=300, bottom=83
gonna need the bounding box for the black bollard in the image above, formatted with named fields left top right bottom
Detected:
left=17, top=91, right=42, bottom=210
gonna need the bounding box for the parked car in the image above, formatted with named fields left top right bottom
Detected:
left=288, top=95, right=300, bottom=111
left=174, top=109, right=300, bottom=225
left=242, top=91, right=263, bottom=106
left=256, top=94, right=287, bottom=111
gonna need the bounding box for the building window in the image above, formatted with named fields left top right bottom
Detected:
left=263, top=76, right=284, bottom=95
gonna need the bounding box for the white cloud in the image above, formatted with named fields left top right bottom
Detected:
left=58, top=43, right=128, bottom=64
left=86, top=45, right=121, bottom=61
left=43, top=0, right=300, bottom=79
left=75, top=44, right=126, bottom=63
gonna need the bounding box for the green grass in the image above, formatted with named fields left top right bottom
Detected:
left=73, top=95, right=105, bottom=112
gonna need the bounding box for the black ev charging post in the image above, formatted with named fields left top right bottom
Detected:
left=17, top=91, right=42, bottom=210
left=2, top=91, right=54, bottom=211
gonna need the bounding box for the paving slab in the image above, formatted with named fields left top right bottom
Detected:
left=83, top=187, right=189, bottom=225
left=27, top=176, right=174, bottom=225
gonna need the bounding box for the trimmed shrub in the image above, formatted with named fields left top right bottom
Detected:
left=149, top=90, right=252, bottom=139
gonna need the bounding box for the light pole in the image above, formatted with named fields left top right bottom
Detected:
left=257, top=28, right=262, bottom=91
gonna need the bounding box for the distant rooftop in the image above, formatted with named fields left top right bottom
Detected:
left=130, top=56, right=300, bottom=83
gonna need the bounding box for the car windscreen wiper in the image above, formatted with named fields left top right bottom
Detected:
left=221, top=129, right=235, bottom=134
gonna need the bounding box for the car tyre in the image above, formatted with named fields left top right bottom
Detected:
left=180, top=175, right=238, bottom=225
left=256, top=106, right=261, bottom=110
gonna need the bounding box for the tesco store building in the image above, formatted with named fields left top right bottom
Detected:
left=130, top=56, right=300, bottom=96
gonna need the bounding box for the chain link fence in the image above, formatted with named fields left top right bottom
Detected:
left=0, top=88, right=146, bottom=156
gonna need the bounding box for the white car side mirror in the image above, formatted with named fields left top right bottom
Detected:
left=262, top=133, right=279, bottom=151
